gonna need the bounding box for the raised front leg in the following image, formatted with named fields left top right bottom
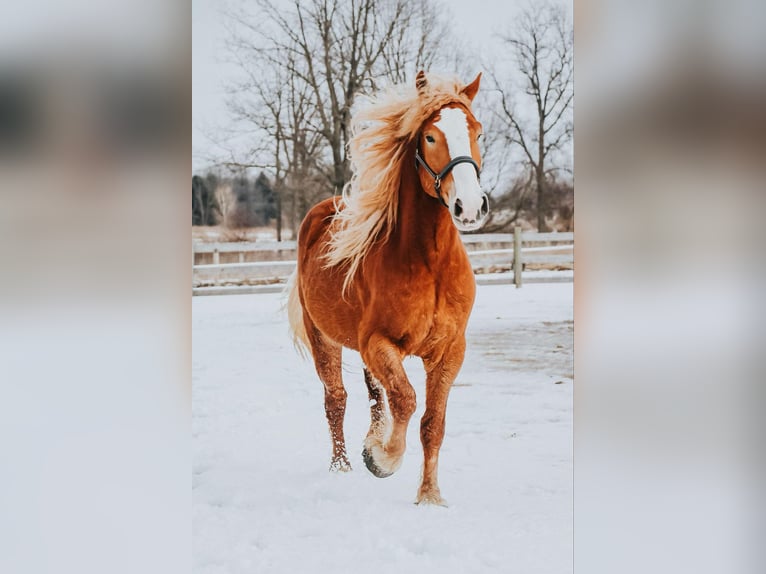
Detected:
left=417, top=338, right=466, bottom=506
left=306, top=320, right=351, bottom=472
left=360, top=334, right=417, bottom=478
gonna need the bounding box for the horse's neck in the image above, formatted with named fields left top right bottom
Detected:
left=388, top=154, right=458, bottom=263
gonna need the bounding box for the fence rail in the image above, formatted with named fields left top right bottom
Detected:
left=192, top=232, right=573, bottom=256
left=192, top=228, right=573, bottom=295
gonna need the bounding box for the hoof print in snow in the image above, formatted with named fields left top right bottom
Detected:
left=361, top=447, right=394, bottom=478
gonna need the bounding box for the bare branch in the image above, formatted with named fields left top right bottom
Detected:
left=489, top=1, right=573, bottom=231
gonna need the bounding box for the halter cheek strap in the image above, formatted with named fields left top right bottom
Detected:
left=415, top=148, right=481, bottom=209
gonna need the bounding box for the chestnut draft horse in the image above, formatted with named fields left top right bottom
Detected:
left=287, top=71, right=488, bottom=506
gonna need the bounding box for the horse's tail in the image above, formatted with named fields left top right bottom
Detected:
left=285, top=269, right=311, bottom=359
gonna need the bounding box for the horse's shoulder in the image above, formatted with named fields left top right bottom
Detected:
left=298, top=198, right=341, bottom=250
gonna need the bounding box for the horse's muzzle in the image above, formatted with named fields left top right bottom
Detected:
left=452, top=193, right=489, bottom=230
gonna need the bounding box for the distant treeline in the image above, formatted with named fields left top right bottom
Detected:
left=480, top=176, right=574, bottom=233
left=192, top=171, right=277, bottom=228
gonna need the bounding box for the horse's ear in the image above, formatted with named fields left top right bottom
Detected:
left=461, top=72, right=482, bottom=102
left=415, top=70, right=428, bottom=95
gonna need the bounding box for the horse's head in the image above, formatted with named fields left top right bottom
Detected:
left=415, top=71, right=488, bottom=232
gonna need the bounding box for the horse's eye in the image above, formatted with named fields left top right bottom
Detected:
left=425, top=135, right=435, bottom=143
left=477, top=133, right=483, bottom=141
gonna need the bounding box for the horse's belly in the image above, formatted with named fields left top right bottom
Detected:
left=300, top=266, right=362, bottom=350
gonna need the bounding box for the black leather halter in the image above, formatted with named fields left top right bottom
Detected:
left=415, top=146, right=481, bottom=208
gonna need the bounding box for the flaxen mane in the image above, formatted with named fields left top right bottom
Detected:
left=323, top=74, right=475, bottom=292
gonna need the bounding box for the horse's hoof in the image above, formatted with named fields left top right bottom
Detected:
left=361, top=447, right=394, bottom=478
left=415, top=491, right=448, bottom=507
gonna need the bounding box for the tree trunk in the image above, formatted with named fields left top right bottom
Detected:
left=289, top=184, right=297, bottom=240
left=536, top=165, right=546, bottom=232
left=537, top=111, right=547, bottom=232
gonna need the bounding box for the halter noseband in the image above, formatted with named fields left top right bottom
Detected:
left=415, top=146, right=481, bottom=209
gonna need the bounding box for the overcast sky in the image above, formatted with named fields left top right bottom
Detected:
left=192, top=0, right=570, bottom=171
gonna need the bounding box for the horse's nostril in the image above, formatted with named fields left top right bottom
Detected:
left=480, top=195, right=489, bottom=216
left=454, top=198, right=463, bottom=217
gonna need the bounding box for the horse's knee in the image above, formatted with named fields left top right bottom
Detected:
left=323, top=387, right=347, bottom=423
left=324, top=386, right=347, bottom=406
left=390, top=384, right=416, bottom=420
left=420, top=411, right=434, bottom=434
left=420, top=411, right=445, bottom=445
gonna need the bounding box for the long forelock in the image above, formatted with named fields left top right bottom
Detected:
left=323, top=74, right=475, bottom=293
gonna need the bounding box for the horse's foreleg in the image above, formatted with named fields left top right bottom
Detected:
left=360, top=335, right=416, bottom=478
left=307, top=321, right=351, bottom=472
left=417, top=339, right=466, bottom=506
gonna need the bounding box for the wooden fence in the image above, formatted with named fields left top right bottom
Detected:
left=192, top=228, right=573, bottom=295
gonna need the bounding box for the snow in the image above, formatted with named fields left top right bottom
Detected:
left=193, top=283, right=573, bottom=573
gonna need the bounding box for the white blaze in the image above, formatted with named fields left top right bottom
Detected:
left=433, top=107, right=484, bottom=228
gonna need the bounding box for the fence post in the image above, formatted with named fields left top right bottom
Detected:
left=213, top=248, right=220, bottom=265
left=514, top=226, right=522, bottom=288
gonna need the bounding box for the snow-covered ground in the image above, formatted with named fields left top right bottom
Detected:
left=193, top=283, right=573, bottom=574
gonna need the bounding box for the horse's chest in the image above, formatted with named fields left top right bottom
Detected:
left=377, top=276, right=470, bottom=352
left=361, top=247, right=474, bottom=353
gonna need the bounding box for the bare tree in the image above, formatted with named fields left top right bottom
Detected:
left=192, top=174, right=219, bottom=226
left=493, top=2, right=573, bottom=231
left=215, top=182, right=234, bottom=228
left=378, top=0, right=449, bottom=85
left=221, top=0, right=455, bottom=238
left=477, top=169, right=536, bottom=232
